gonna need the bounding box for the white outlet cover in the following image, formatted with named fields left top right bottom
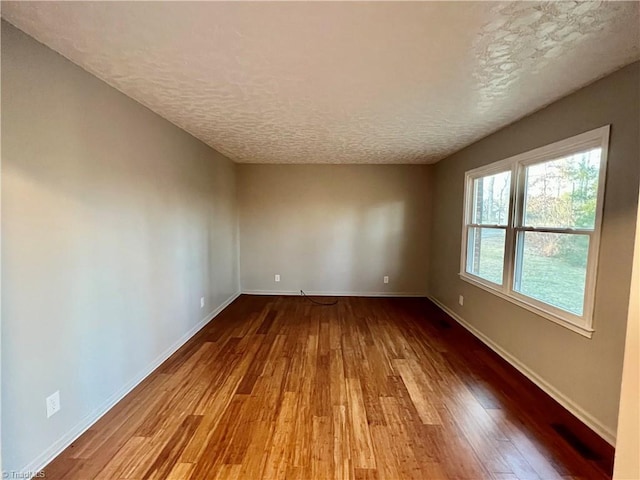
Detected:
left=200, top=297, right=205, bottom=308
left=459, top=295, right=464, bottom=306
left=275, top=274, right=280, bottom=282
left=383, top=276, right=389, bottom=284
left=46, top=390, right=61, bottom=418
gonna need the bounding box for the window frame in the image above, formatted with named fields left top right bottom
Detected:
left=459, top=126, right=610, bottom=338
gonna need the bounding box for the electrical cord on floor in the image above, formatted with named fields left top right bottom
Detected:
left=300, top=290, right=339, bottom=306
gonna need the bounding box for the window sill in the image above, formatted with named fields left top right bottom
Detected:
left=458, top=273, right=594, bottom=338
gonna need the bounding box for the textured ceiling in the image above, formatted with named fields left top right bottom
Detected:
left=2, top=1, right=639, bottom=164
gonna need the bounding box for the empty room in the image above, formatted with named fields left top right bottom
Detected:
left=1, top=1, right=639, bottom=479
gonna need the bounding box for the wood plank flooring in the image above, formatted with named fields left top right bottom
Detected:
left=43, top=295, right=614, bottom=479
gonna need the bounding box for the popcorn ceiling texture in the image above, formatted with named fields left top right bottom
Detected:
left=473, top=1, right=637, bottom=112
left=2, top=1, right=639, bottom=164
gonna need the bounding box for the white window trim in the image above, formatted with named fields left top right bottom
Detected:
left=459, top=126, right=610, bottom=338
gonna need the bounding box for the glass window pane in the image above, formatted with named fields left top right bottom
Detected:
left=472, top=171, right=511, bottom=225
left=523, top=148, right=601, bottom=229
left=466, top=227, right=505, bottom=285
left=514, top=232, right=589, bottom=316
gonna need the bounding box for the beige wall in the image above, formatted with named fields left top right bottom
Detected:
left=613, top=187, right=640, bottom=479
left=1, top=23, right=240, bottom=472
left=3, top=14, right=637, bottom=473
left=1, top=13, right=4, bottom=478
left=239, top=164, right=432, bottom=295
left=429, top=62, right=640, bottom=442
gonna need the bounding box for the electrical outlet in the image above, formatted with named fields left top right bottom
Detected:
left=459, top=295, right=464, bottom=306
left=200, top=297, right=205, bottom=308
left=274, top=274, right=280, bottom=282
left=383, top=276, right=389, bottom=284
left=46, top=390, right=60, bottom=418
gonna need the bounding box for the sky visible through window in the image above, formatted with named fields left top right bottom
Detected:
left=467, top=148, right=601, bottom=316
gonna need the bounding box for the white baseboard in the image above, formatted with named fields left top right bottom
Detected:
left=427, top=295, right=617, bottom=446
left=242, top=289, right=428, bottom=298
left=21, top=291, right=241, bottom=476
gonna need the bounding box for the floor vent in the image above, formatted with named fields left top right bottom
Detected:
left=437, top=318, right=451, bottom=329
left=551, top=423, right=600, bottom=460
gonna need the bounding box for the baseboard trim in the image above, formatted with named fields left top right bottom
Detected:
left=427, top=295, right=617, bottom=446
left=21, top=291, right=241, bottom=476
left=242, top=289, right=428, bottom=298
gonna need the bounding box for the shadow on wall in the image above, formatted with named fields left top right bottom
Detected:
left=2, top=22, right=239, bottom=470
left=3, top=126, right=232, bottom=404
left=361, top=201, right=407, bottom=288
left=239, top=164, right=431, bottom=294
left=314, top=201, right=407, bottom=291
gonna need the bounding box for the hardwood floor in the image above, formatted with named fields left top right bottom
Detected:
left=43, top=295, right=614, bottom=479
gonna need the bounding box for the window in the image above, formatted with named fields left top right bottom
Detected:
left=460, top=126, right=609, bottom=337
